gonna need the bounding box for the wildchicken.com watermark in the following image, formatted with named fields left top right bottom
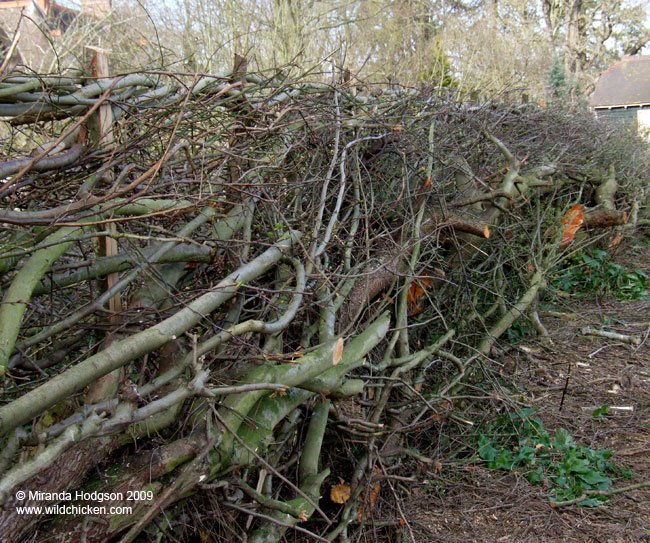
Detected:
left=16, top=504, right=133, bottom=516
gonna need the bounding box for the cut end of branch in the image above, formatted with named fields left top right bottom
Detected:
left=332, top=337, right=344, bottom=366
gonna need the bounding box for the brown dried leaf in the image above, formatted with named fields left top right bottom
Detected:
left=357, top=466, right=382, bottom=520
left=610, top=232, right=623, bottom=250
left=407, top=275, right=435, bottom=316
left=330, top=479, right=351, bottom=504
left=560, top=204, right=585, bottom=246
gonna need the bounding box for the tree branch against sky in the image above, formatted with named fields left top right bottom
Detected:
left=3, top=0, right=644, bottom=98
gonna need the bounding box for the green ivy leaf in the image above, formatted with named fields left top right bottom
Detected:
left=527, top=466, right=544, bottom=484
left=478, top=434, right=498, bottom=461
left=577, top=470, right=611, bottom=488
left=592, top=405, right=609, bottom=419
left=489, top=450, right=514, bottom=470
left=577, top=497, right=603, bottom=507
left=553, top=427, right=573, bottom=450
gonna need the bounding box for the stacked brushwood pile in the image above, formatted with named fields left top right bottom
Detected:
left=0, top=66, right=647, bottom=543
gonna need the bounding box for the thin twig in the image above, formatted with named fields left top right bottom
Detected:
left=551, top=480, right=650, bottom=508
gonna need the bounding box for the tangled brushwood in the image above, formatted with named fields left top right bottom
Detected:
left=0, top=66, right=648, bottom=543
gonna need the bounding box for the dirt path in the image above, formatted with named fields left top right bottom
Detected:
left=398, top=245, right=650, bottom=542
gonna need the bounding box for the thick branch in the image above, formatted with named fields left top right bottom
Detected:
left=0, top=232, right=301, bottom=436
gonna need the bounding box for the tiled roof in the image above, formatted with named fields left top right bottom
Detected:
left=590, top=55, right=650, bottom=107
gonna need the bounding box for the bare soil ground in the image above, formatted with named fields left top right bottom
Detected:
left=394, top=243, right=650, bottom=543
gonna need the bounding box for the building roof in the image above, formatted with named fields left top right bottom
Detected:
left=590, top=55, right=650, bottom=108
